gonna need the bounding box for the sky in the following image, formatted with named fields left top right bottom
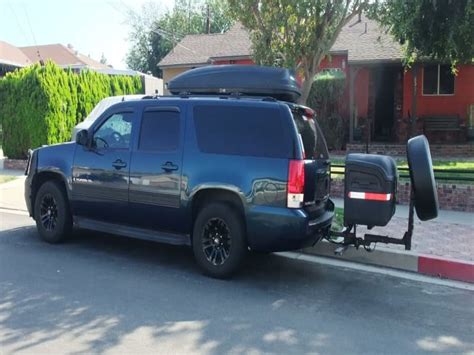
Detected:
left=0, top=0, right=175, bottom=69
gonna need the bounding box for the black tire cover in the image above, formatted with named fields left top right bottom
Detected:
left=407, top=135, right=439, bottom=221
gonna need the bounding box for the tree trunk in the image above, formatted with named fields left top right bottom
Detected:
left=298, top=74, right=313, bottom=105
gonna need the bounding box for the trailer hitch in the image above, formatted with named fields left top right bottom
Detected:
left=326, top=188, right=415, bottom=255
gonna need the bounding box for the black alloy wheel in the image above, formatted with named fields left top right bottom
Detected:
left=202, top=218, right=232, bottom=266
left=192, top=203, right=247, bottom=278
left=34, top=180, right=72, bottom=243
left=40, top=194, right=58, bottom=231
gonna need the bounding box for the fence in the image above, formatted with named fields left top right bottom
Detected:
left=329, top=164, right=474, bottom=211
left=330, top=165, right=474, bottom=184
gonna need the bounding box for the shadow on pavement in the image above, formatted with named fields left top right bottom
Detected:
left=1, top=223, right=473, bottom=354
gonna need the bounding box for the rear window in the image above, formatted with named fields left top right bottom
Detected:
left=193, top=105, right=290, bottom=158
left=292, top=112, right=329, bottom=160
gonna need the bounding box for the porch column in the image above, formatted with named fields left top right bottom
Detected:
left=410, top=64, right=419, bottom=138
left=349, top=66, right=360, bottom=143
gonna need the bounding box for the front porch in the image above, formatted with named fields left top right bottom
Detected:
left=348, top=64, right=403, bottom=143
left=346, top=63, right=473, bottom=145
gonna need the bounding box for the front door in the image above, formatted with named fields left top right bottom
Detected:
left=373, top=67, right=397, bottom=141
left=129, top=106, right=184, bottom=233
left=72, top=111, right=136, bottom=224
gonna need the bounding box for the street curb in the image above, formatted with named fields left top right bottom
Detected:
left=0, top=207, right=29, bottom=216
left=303, top=241, right=474, bottom=284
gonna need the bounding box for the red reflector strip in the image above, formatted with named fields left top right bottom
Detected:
left=348, top=192, right=392, bottom=201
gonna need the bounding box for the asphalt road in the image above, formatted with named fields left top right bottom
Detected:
left=1, top=211, right=473, bottom=354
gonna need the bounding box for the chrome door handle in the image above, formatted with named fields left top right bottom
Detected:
left=112, top=159, right=127, bottom=169
left=161, top=161, right=178, bottom=172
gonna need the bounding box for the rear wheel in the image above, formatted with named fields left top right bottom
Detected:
left=34, top=180, right=72, bottom=243
left=192, top=203, right=247, bottom=278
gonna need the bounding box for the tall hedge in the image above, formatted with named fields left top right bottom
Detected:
left=0, top=62, right=143, bottom=158
left=307, top=69, right=346, bottom=150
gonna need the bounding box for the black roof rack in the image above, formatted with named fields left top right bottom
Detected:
left=140, top=93, right=284, bottom=103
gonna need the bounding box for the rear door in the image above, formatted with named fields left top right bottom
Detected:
left=291, top=107, right=331, bottom=216
left=128, top=105, right=185, bottom=233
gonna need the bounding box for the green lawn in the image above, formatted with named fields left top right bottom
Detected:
left=332, top=207, right=344, bottom=231
left=0, top=175, right=16, bottom=184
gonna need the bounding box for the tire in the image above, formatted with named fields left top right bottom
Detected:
left=34, top=180, right=72, bottom=243
left=192, top=203, right=247, bottom=278
left=407, top=135, right=439, bottom=221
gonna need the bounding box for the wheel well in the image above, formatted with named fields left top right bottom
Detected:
left=191, top=189, right=246, bottom=235
left=32, top=172, right=68, bottom=210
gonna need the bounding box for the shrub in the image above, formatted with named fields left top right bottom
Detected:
left=0, top=62, right=143, bottom=158
left=307, top=69, right=346, bottom=150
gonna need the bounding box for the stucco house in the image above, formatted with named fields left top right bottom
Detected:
left=159, top=16, right=474, bottom=144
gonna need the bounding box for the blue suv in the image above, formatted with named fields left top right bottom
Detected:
left=25, top=72, right=334, bottom=278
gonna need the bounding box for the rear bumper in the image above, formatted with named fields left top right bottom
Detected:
left=246, top=199, right=334, bottom=252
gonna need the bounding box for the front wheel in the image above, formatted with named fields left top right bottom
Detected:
left=34, top=180, right=72, bottom=243
left=192, top=203, right=247, bottom=278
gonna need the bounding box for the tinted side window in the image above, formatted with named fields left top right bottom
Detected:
left=193, top=105, right=289, bottom=158
left=139, top=110, right=180, bottom=151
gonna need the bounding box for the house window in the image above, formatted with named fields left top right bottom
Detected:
left=423, top=64, right=455, bottom=95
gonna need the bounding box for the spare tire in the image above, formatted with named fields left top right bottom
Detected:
left=407, top=135, right=439, bottom=221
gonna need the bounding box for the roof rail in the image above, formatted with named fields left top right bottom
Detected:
left=140, top=94, right=282, bottom=102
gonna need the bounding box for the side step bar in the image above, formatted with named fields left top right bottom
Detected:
left=75, top=218, right=191, bottom=246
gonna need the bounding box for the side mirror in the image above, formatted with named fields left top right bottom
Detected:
left=76, top=129, right=89, bottom=146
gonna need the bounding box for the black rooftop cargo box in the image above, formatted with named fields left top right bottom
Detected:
left=344, top=154, right=398, bottom=228
left=167, top=65, right=301, bottom=103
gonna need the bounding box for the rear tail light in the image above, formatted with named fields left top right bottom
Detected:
left=303, top=107, right=315, bottom=119
left=287, top=160, right=305, bottom=208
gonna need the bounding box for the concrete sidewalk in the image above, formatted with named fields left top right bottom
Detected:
left=0, top=152, right=28, bottom=211
left=0, top=175, right=27, bottom=211
left=305, top=198, right=473, bottom=283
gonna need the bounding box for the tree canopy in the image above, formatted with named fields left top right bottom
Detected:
left=369, top=0, right=474, bottom=67
left=126, top=0, right=234, bottom=77
left=228, top=0, right=366, bottom=104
